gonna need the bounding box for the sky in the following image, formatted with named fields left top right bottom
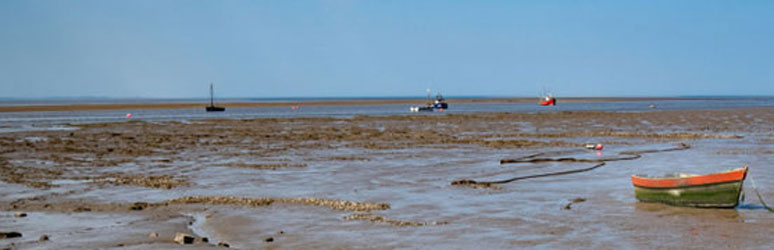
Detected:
left=1, top=0, right=773, bottom=98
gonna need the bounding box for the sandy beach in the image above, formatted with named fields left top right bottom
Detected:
left=2, top=106, right=774, bottom=249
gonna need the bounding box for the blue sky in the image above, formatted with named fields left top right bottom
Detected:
left=1, top=0, right=773, bottom=98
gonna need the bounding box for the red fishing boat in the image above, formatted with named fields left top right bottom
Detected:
left=539, top=94, right=556, bottom=106
left=538, top=88, right=556, bottom=106
left=631, top=167, right=747, bottom=208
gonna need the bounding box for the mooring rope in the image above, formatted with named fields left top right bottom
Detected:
left=451, top=143, right=691, bottom=187
left=749, top=176, right=774, bottom=213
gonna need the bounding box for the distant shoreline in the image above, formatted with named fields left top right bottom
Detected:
left=0, top=97, right=751, bottom=113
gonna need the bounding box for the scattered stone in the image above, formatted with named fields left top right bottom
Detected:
left=279, top=230, right=284, bottom=234
left=0, top=232, right=22, bottom=239
left=344, top=213, right=443, bottom=226
left=162, top=196, right=390, bottom=212
left=73, top=207, right=91, bottom=212
left=173, top=233, right=195, bottom=245
left=450, top=179, right=478, bottom=186
left=98, top=175, right=188, bottom=189
left=130, top=202, right=148, bottom=211
left=563, top=197, right=587, bottom=210
left=200, top=237, right=209, bottom=243
left=223, top=162, right=307, bottom=170
left=39, top=234, right=49, bottom=241
left=264, top=237, right=274, bottom=242
left=149, top=232, right=158, bottom=238
left=572, top=197, right=587, bottom=203
left=218, top=242, right=230, bottom=248
left=449, top=179, right=500, bottom=189
left=14, top=212, right=27, bottom=218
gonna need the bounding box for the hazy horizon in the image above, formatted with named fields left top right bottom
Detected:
left=3, top=95, right=774, bottom=102
left=2, top=1, right=773, bottom=98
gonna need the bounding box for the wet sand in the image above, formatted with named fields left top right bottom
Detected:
left=0, top=97, right=688, bottom=112
left=2, top=107, right=774, bottom=248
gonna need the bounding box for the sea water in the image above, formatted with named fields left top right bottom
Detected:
left=1, top=97, right=773, bottom=132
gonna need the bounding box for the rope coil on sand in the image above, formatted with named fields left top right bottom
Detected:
left=451, top=143, right=691, bottom=187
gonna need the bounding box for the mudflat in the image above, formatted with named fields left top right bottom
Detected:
left=2, top=107, right=774, bottom=248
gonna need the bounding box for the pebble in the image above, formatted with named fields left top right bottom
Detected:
left=173, top=232, right=195, bottom=245
left=149, top=232, right=158, bottom=238
left=39, top=235, right=49, bottom=241
left=73, top=207, right=91, bottom=212
left=0, top=232, right=22, bottom=239
left=14, top=212, right=27, bottom=218
left=218, top=242, right=230, bottom=248
left=130, top=202, right=148, bottom=211
left=265, top=237, right=274, bottom=242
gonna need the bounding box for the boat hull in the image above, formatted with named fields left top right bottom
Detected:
left=433, top=102, right=448, bottom=109
left=206, top=106, right=225, bottom=112
left=539, top=98, right=556, bottom=106
left=410, top=106, right=433, bottom=112
left=633, top=181, right=744, bottom=208
left=631, top=167, right=747, bottom=208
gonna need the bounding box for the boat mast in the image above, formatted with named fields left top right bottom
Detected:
left=210, top=82, right=214, bottom=107
left=426, top=88, right=431, bottom=106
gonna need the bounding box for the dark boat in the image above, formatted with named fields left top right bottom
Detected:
left=433, top=93, right=448, bottom=110
left=205, top=83, right=225, bottom=112
left=631, top=167, right=747, bottom=208
left=411, top=90, right=448, bottom=112
left=206, top=106, right=225, bottom=112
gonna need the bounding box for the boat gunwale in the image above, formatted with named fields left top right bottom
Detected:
left=632, top=179, right=743, bottom=190
left=631, top=166, right=747, bottom=189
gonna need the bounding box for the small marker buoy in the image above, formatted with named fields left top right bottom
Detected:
left=125, top=113, right=133, bottom=118
left=584, top=143, right=604, bottom=150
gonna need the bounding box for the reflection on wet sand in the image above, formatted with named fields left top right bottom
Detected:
left=634, top=202, right=742, bottom=222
